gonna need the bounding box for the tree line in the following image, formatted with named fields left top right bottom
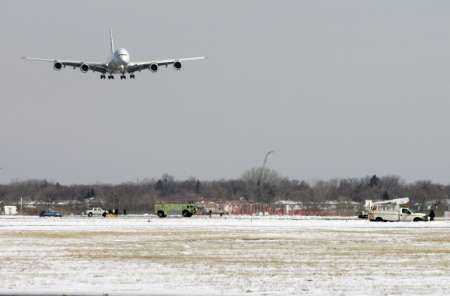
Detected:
left=0, top=169, right=448, bottom=214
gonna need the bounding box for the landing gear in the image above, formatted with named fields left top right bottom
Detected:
left=102, top=74, right=135, bottom=80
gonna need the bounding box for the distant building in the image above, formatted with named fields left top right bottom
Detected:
left=4, top=206, right=17, bottom=215
left=196, top=199, right=361, bottom=216
left=196, top=200, right=227, bottom=215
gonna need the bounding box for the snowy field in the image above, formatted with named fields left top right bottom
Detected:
left=0, top=216, right=449, bottom=295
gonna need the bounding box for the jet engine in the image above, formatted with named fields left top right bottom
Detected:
left=149, top=63, right=158, bottom=72
left=80, top=63, right=89, bottom=73
left=53, top=62, right=63, bottom=71
left=173, top=61, right=182, bottom=70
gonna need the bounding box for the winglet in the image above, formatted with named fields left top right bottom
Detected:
left=110, top=29, right=115, bottom=55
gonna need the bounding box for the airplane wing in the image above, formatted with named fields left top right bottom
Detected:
left=127, top=56, right=205, bottom=73
left=22, top=57, right=108, bottom=74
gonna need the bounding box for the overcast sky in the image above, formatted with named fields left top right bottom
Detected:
left=2, top=1, right=450, bottom=184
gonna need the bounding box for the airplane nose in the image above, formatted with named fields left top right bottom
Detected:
left=120, top=54, right=130, bottom=63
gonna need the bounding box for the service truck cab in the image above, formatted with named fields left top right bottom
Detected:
left=368, top=198, right=428, bottom=222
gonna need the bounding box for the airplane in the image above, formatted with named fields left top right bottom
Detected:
left=22, top=30, right=205, bottom=80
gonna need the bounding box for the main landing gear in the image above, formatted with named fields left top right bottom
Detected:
left=119, top=74, right=135, bottom=80
left=100, top=74, right=135, bottom=80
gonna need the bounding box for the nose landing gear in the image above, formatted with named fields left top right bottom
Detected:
left=107, top=75, right=114, bottom=79
left=100, top=74, right=106, bottom=79
left=120, top=75, right=126, bottom=80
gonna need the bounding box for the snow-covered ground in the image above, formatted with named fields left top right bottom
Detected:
left=0, top=216, right=449, bottom=295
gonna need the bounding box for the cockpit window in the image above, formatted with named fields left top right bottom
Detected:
left=117, top=49, right=129, bottom=56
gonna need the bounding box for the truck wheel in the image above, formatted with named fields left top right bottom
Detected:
left=413, top=217, right=422, bottom=222
left=88, top=212, right=93, bottom=217
left=182, top=210, right=190, bottom=217
left=375, top=217, right=383, bottom=222
left=157, top=210, right=166, bottom=218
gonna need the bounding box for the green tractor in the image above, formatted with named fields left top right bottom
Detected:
left=154, top=202, right=198, bottom=218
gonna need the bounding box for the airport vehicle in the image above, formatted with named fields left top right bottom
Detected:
left=368, top=198, right=428, bottom=222
left=357, top=211, right=368, bottom=219
left=154, top=202, right=198, bottom=218
left=22, top=29, right=205, bottom=80
left=39, top=210, right=63, bottom=217
left=85, top=207, right=106, bottom=217
left=358, top=200, right=372, bottom=219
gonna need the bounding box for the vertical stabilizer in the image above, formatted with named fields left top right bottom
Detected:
left=110, top=29, right=115, bottom=55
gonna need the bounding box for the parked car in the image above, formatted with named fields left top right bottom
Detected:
left=39, top=210, right=63, bottom=217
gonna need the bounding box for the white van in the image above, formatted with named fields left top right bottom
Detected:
left=85, top=207, right=106, bottom=217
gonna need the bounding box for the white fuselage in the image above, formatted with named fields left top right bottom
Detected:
left=107, top=48, right=130, bottom=73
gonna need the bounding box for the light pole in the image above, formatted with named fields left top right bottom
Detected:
left=262, top=150, right=274, bottom=171
left=257, top=150, right=274, bottom=202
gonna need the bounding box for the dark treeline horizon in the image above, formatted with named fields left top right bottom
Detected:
left=0, top=169, right=449, bottom=215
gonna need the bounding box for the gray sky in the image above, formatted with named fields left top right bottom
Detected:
left=2, top=0, right=450, bottom=184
